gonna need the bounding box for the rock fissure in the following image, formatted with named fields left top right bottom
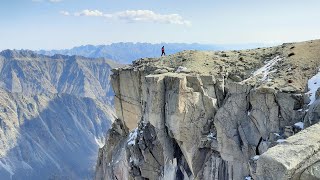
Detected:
left=114, top=94, right=141, bottom=106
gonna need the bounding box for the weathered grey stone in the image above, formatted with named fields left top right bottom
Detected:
left=304, top=99, right=320, bottom=128
left=96, top=63, right=320, bottom=180
left=249, top=88, right=279, bottom=140
left=256, top=123, right=320, bottom=180
left=280, top=86, right=299, bottom=93
left=229, top=74, right=243, bottom=82
left=258, top=141, right=271, bottom=155
left=300, top=161, right=320, bottom=180
left=95, top=119, right=130, bottom=180
left=276, top=93, right=305, bottom=127
left=154, top=69, right=169, bottom=74
left=284, top=126, right=294, bottom=138
left=111, top=69, right=144, bottom=130
left=315, top=87, right=320, bottom=100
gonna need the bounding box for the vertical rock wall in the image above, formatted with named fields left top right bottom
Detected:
left=96, top=66, right=312, bottom=180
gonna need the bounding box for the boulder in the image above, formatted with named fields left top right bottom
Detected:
left=256, top=123, right=320, bottom=180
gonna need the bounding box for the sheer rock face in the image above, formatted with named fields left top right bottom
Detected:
left=95, top=119, right=129, bottom=180
left=96, top=40, right=320, bottom=180
left=95, top=61, right=319, bottom=180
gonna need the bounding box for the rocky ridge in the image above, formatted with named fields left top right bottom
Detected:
left=96, top=39, right=320, bottom=180
left=0, top=49, right=117, bottom=103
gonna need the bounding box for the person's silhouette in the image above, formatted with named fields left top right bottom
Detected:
left=161, top=46, right=166, bottom=56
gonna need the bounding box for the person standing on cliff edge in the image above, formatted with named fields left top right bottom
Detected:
left=161, top=46, right=166, bottom=56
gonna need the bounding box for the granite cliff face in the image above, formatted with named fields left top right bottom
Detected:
left=96, top=40, right=320, bottom=180
left=0, top=50, right=115, bottom=179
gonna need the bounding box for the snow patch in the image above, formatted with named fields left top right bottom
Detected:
left=95, top=137, right=105, bottom=148
left=307, top=70, right=320, bottom=105
left=294, top=122, right=304, bottom=129
left=176, top=66, right=188, bottom=73
left=276, top=139, right=286, bottom=143
left=129, top=156, right=139, bottom=166
left=252, top=56, right=282, bottom=81
left=127, top=128, right=138, bottom=146
left=245, top=176, right=252, bottom=180
left=274, top=133, right=280, bottom=137
left=242, top=56, right=282, bottom=82
left=251, top=155, right=260, bottom=161
left=207, top=133, right=216, bottom=140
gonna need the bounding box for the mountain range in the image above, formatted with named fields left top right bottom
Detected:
left=0, top=50, right=115, bottom=179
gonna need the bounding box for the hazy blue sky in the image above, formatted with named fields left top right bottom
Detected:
left=1, top=0, right=320, bottom=50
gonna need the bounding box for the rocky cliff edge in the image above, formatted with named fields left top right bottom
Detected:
left=96, top=39, right=320, bottom=180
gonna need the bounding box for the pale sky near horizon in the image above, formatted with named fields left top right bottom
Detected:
left=1, top=0, right=320, bottom=50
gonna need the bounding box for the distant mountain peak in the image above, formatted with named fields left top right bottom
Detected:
left=0, top=49, right=40, bottom=59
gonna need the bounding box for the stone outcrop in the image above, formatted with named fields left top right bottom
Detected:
left=96, top=40, right=320, bottom=180
left=95, top=62, right=319, bottom=179
left=304, top=97, right=320, bottom=127
left=256, top=123, right=320, bottom=180
left=95, top=119, right=129, bottom=180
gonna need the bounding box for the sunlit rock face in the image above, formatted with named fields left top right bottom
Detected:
left=95, top=65, right=308, bottom=180
left=0, top=50, right=115, bottom=179
left=96, top=41, right=320, bottom=180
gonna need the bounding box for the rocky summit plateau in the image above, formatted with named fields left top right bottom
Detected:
left=95, top=39, right=320, bottom=180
